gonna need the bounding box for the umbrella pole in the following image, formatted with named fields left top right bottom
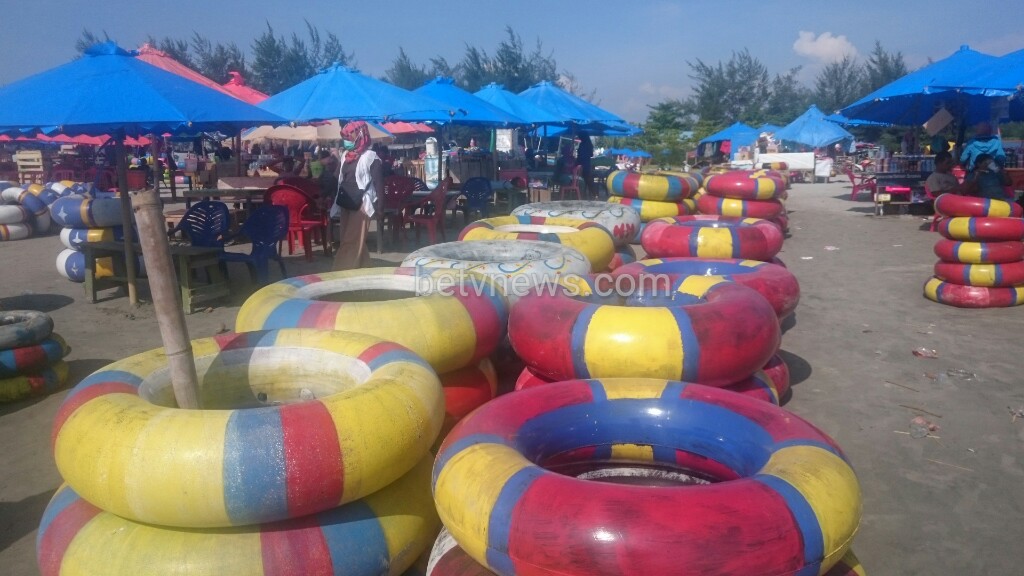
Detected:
left=130, top=184, right=202, bottom=409
left=115, top=134, right=139, bottom=306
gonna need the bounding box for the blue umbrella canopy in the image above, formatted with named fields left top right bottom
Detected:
left=759, top=123, right=783, bottom=133
left=411, top=77, right=526, bottom=127
left=840, top=45, right=1002, bottom=125
left=0, top=42, right=285, bottom=137
left=473, top=83, right=565, bottom=125
left=518, top=81, right=626, bottom=129
left=824, top=113, right=890, bottom=127
left=259, top=63, right=458, bottom=124
left=530, top=121, right=641, bottom=138
left=698, top=122, right=759, bottom=145
left=773, top=105, right=854, bottom=148
left=931, top=48, right=1024, bottom=97
left=631, top=150, right=652, bottom=158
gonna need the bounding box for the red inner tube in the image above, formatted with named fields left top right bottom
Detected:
left=640, top=216, right=784, bottom=261
left=933, top=260, right=1024, bottom=287
left=937, top=217, right=1024, bottom=242
left=704, top=172, right=784, bottom=200
left=697, top=193, right=785, bottom=219
left=933, top=239, right=1024, bottom=264
left=934, top=193, right=1024, bottom=218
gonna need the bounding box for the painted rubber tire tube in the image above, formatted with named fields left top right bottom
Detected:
left=752, top=169, right=790, bottom=190
left=0, top=310, right=54, bottom=349
left=433, top=378, right=861, bottom=576
left=607, top=195, right=693, bottom=222
left=607, top=244, right=637, bottom=271
left=937, top=217, right=1024, bottom=242
left=704, top=172, right=784, bottom=200
left=934, top=193, right=1023, bottom=218
left=401, top=240, right=590, bottom=295
left=697, top=193, right=785, bottom=219
left=236, top=268, right=508, bottom=374
left=933, top=239, right=1024, bottom=264
left=512, top=201, right=641, bottom=246
left=0, top=360, right=69, bottom=403
left=933, top=260, right=1024, bottom=287
left=459, top=215, right=615, bottom=272
left=52, top=329, right=444, bottom=528
left=761, top=353, right=791, bottom=397
left=60, top=226, right=124, bottom=250
left=641, top=215, right=784, bottom=260
left=515, top=366, right=787, bottom=406
left=438, top=358, right=498, bottom=440
left=56, top=249, right=115, bottom=283
left=0, top=223, right=31, bottom=241
left=605, top=170, right=700, bottom=201
left=426, top=527, right=865, bottom=576
left=508, top=275, right=780, bottom=386
left=2, top=185, right=51, bottom=233
left=49, top=195, right=122, bottom=228
left=924, top=277, right=1024, bottom=308
left=0, top=334, right=69, bottom=377
left=37, top=457, right=440, bottom=576
left=615, top=258, right=800, bottom=319
left=0, top=203, right=31, bottom=224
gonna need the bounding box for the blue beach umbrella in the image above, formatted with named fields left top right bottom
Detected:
left=259, top=64, right=459, bottom=123
left=773, top=105, right=854, bottom=148
left=414, top=77, right=526, bottom=126
left=518, top=80, right=626, bottom=130
left=698, top=122, right=760, bottom=146
left=0, top=41, right=288, bottom=305
left=840, top=45, right=1002, bottom=126
left=473, top=83, right=565, bottom=125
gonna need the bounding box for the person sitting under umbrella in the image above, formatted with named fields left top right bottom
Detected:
left=961, top=153, right=1012, bottom=200
left=960, top=122, right=1006, bottom=170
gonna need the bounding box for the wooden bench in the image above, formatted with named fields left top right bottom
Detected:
left=82, top=241, right=231, bottom=314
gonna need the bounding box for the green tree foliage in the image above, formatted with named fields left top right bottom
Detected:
left=384, top=47, right=431, bottom=89
left=686, top=49, right=771, bottom=128
left=152, top=37, right=194, bottom=70
left=863, top=40, right=908, bottom=93
left=453, top=27, right=558, bottom=92
left=764, top=67, right=813, bottom=124
left=249, top=22, right=353, bottom=95
left=814, top=55, right=864, bottom=113
left=189, top=33, right=247, bottom=84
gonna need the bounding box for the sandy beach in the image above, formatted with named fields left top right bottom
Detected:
left=2, top=180, right=1023, bottom=575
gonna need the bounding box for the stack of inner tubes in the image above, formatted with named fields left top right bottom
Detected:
left=701, top=170, right=790, bottom=232
left=641, top=214, right=785, bottom=262
left=0, top=183, right=53, bottom=241
left=0, top=310, right=70, bottom=403
left=39, top=329, right=444, bottom=574
left=49, top=188, right=125, bottom=283
left=510, top=201, right=642, bottom=270
left=605, top=170, right=703, bottom=242
left=925, top=194, right=1024, bottom=308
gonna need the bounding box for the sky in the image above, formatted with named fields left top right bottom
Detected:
left=1, top=1, right=1023, bottom=123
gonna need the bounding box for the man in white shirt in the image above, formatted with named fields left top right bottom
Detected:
left=925, top=151, right=962, bottom=195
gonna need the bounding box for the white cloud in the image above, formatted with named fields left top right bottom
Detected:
left=793, top=31, right=859, bottom=63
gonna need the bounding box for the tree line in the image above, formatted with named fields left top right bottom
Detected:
left=76, top=25, right=564, bottom=97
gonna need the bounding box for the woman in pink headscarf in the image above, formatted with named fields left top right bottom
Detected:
left=324, top=121, right=384, bottom=270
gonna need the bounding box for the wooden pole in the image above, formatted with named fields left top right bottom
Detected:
left=115, top=133, right=139, bottom=305
left=130, top=187, right=201, bottom=409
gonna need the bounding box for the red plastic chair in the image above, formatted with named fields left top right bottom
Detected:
left=266, top=184, right=331, bottom=261
left=405, top=177, right=452, bottom=245
left=846, top=168, right=877, bottom=201
left=553, top=165, right=583, bottom=201
left=274, top=176, right=320, bottom=200
left=381, top=175, right=418, bottom=246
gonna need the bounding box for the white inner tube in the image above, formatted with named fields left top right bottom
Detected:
left=512, top=201, right=641, bottom=246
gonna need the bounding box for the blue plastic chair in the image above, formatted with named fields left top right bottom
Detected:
left=220, top=205, right=288, bottom=285
left=167, top=200, right=231, bottom=248
left=451, top=177, right=494, bottom=222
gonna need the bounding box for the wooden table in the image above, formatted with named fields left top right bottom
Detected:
left=218, top=176, right=278, bottom=189
left=82, top=241, right=230, bottom=314
left=182, top=188, right=267, bottom=209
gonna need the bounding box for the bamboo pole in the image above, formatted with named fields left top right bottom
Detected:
left=130, top=186, right=201, bottom=409
left=115, top=133, right=139, bottom=305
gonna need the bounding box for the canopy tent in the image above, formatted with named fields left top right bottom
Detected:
left=381, top=121, right=434, bottom=134
left=413, top=77, right=526, bottom=126
left=518, top=80, right=626, bottom=130
left=840, top=45, right=1003, bottom=126
left=533, top=121, right=641, bottom=138
left=242, top=120, right=393, bottom=143
left=698, top=122, right=760, bottom=145
left=824, top=113, right=890, bottom=127
left=0, top=133, right=151, bottom=146
left=258, top=64, right=459, bottom=124
left=473, top=82, right=565, bottom=125
left=0, top=41, right=286, bottom=307
left=773, top=105, right=854, bottom=148
left=758, top=123, right=783, bottom=134
left=133, top=43, right=238, bottom=100
left=221, top=72, right=269, bottom=104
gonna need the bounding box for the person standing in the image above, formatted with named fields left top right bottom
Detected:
left=328, top=121, right=383, bottom=271
left=577, top=135, right=594, bottom=199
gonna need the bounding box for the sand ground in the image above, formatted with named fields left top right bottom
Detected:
left=1, top=181, right=1022, bottom=575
